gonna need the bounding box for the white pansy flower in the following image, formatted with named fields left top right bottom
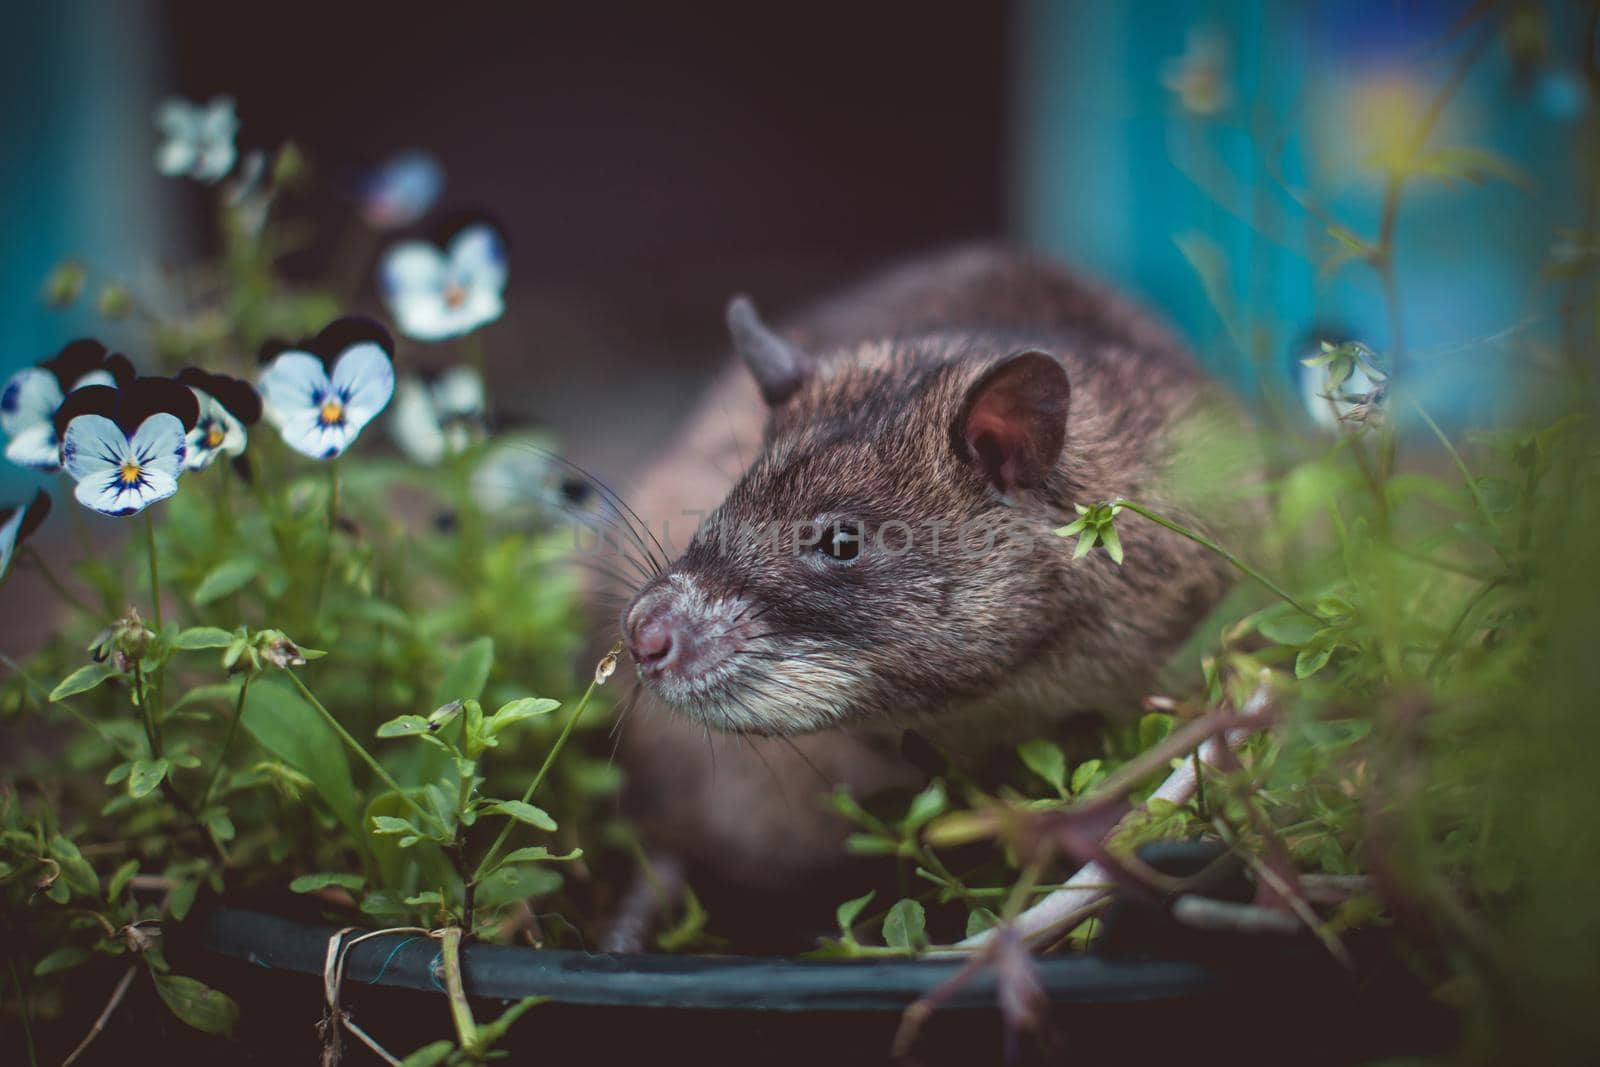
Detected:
left=389, top=365, right=486, bottom=465
left=57, top=378, right=200, bottom=517
left=1, top=341, right=135, bottom=471
left=0, top=491, right=52, bottom=581
left=258, top=318, right=396, bottom=460
left=175, top=369, right=261, bottom=470
left=155, top=95, right=240, bottom=184
left=379, top=220, right=508, bottom=342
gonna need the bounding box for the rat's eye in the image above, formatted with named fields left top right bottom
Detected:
left=817, top=520, right=863, bottom=563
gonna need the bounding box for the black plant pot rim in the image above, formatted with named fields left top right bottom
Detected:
left=200, top=907, right=1230, bottom=1014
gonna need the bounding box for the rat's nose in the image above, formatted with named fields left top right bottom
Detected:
left=630, top=614, right=677, bottom=667
left=625, top=582, right=739, bottom=685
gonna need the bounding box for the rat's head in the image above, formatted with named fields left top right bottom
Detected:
left=623, top=297, right=1075, bottom=736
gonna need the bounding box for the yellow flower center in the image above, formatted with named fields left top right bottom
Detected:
left=206, top=424, right=226, bottom=448
left=119, top=461, right=142, bottom=486
left=319, top=398, right=345, bottom=426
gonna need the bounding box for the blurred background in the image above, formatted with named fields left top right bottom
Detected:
left=0, top=0, right=1588, bottom=504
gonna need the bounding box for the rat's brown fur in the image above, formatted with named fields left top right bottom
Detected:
left=594, top=246, right=1247, bottom=899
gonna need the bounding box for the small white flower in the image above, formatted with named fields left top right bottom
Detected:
left=379, top=221, right=508, bottom=341
left=0, top=491, right=52, bottom=581
left=359, top=150, right=444, bottom=230
left=62, top=414, right=188, bottom=517
left=155, top=95, right=239, bottom=184
left=469, top=435, right=614, bottom=528
left=1, top=341, right=134, bottom=471
left=389, top=366, right=486, bottom=464
left=1162, top=28, right=1231, bottom=117
left=258, top=318, right=396, bottom=460
left=176, top=369, right=261, bottom=470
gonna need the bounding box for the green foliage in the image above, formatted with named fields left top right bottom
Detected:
left=0, top=129, right=615, bottom=1063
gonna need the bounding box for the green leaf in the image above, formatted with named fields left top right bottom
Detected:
left=483, top=800, right=557, bottom=831
left=240, top=679, right=362, bottom=844
left=1070, top=759, right=1104, bottom=796
left=883, top=899, right=927, bottom=951
left=153, top=973, right=240, bottom=1035
left=50, top=662, right=118, bottom=701
left=1138, top=713, right=1175, bottom=751
left=168, top=878, right=200, bottom=920
left=474, top=864, right=563, bottom=909
left=104, top=762, right=132, bottom=786
left=192, top=558, right=260, bottom=606
left=128, top=758, right=171, bottom=799
left=487, top=697, right=560, bottom=735
left=903, top=780, right=948, bottom=833
left=1100, top=522, right=1124, bottom=565
left=432, top=636, right=495, bottom=707
left=400, top=1041, right=456, bottom=1067
left=172, top=626, right=235, bottom=650
left=1295, top=645, right=1334, bottom=679
left=498, top=846, right=583, bottom=865
left=360, top=890, right=411, bottom=921
left=474, top=995, right=547, bottom=1050
left=835, top=890, right=876, bottom=938
left=965, top=908, right=999, bottom=939
left=375, top=715, right=431, bottom=739
left=371, top=815, right=421, bottom=836
left=34, top=946, right=90, bottom=976
left=203, top=809, right=235, bottom=842
left=845, top=834, right=898, bottom=856
left=107, top=858, right=140, bottom=901
left=1256, top=611, right=1323, bottom=646
left=289, top=872, right=366, bottom=894
left=1018, top=739, right=1067, bottom=794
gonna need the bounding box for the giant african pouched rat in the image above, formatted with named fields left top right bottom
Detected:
left=589, top=247, right=1249, bottom=942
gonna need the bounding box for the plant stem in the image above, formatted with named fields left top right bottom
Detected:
left=7, top=955, right=38, bottom=1067
left=473, top=676, right=602, bottom=883
left=23, top=548, right=95, bottom=615
left=1111, top=499, right=1319, bottom=619
left=131, top=664, right=163, bottom=762
left=144, top=513, right=163, bottom=631
left=313, top=460, right=341, bottom=620
left=200, top=674, right=252, bottom=808
left=1405, top=391, right=1508, bottom=548
left=283, top=670, right=429, bottom=822
left=132, top=664, right=228, bottom=864
left=437, top=927, right=479, bottom=1054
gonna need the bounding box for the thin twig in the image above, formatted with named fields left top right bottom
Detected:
left=59, top=964, right=136, bottom=1067
left=960, top=678, right=1276, bottom=947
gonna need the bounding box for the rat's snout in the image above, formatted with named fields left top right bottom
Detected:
left=624, top=579, right=740, bottom=688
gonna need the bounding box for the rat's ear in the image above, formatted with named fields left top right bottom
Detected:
left=726, top=295, right=810, bottom=406
left=952, top=351, right=1069, bottom=494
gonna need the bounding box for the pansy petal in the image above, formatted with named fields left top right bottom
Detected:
left=390, top=378, right=446, bottom=465
left=431, top=366, right=486, bottom=418
left=4, top=423, right=62, bottom=470
left=0, top=505, right=25, bottom=580
left=76, top=465, right=178, bottom=517
left=449, top=224, right=509, bottom=297
left=61, top=415, right=130, bottom=482
left=391, top=296, right=456, bottom=342
left=380, top=242, right=448, bottom=299
left=258, top=352, right=332, bottom=421
left=130, top=413, right=188, bottom=478
left=280, top=408, right=354, bottom=460
left=1, top=369, right=63, bottom=438
left=330, top=344, right=395, bottom=430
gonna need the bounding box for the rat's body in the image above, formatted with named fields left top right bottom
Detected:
left=597, top=247, right=1247, bottom=927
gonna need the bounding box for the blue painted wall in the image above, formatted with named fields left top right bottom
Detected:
left=0, top=1, right=168, bottom=499
left=1014, top=0, right=1585, bottom=423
